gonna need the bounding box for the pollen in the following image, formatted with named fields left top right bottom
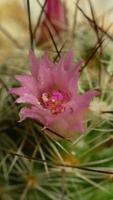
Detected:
left=41, top=91, right=69, bottom=114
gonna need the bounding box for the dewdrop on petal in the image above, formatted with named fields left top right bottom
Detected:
left=10, top=50, right=99, bottom=140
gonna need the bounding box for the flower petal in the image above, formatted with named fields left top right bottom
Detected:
left=19, top=107, right=44, bottom=123
left=9, top=87, right=27, bottom=96
left=58, top=51, right=74, bottom=71
left=46, top=0, right=66, bottom=24
left=29, top=50, right=53, bottom=89
left=15, top=75, right=38, bottom=95
left=19, top=106, right=50, bottom=126
left=76, top=90, right=100, bottom=109
left=68, top=60, right=84, bottom=86
left=16, top=94, right=39, bottom=105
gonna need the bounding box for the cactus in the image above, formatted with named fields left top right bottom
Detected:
left=0, top=0, right=113, bottom=199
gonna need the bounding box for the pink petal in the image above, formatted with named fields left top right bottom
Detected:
left=16, top=75, right=34, bottom=85
left=16, top=94, right=39, bottom=105
left=58, top=51, right=74, bottom=71
left=55, top=56, right=83, bottom=89
left=9, top=87, right=30, bottom=96
left=19, top=107, right=45, bottom=123
left=29, top=50, right=40, bottom=79
left=46, top=0, right=66, bottom=24
left=19, top=106, right=50, bottom=127
left=29, top=50, right=53, bottom=89
left=15, top=75, right=38, bottom=95
left=76, top=90, right=100, bottom=109
left=51, top=67, right=68, bottom=90
left=68, top=60, right=84, bottom=86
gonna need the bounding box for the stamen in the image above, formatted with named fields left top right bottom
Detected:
left=41, top=90, right=69, bottom=115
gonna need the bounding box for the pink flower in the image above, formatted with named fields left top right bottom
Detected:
left=37, top=0, right=67, bottom=46
left=10, top=50, right=99, bottom=140
left=46, top=0, right=66, bottom=28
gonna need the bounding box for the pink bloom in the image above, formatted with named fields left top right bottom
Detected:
left=46, top=0, right=66, bottom=28
left=10, top=50, right=99, bottom=140
left=37, top=0, right=67, bottom=45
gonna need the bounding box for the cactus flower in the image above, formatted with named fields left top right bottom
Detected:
left=10, top=50, right=99, bottom=140
left=37, top=0, right=67, bottom=46
left=46, top=0, right=67, bottom=29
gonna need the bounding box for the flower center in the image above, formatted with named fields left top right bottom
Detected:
left=41, top=90, right=69, bottom=114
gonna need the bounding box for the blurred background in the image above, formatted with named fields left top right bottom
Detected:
left=0, top=0, right=113, bottom=56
